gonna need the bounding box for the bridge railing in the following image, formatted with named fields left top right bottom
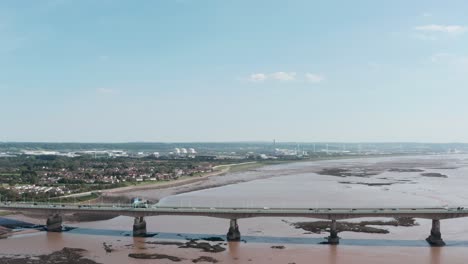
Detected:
left=1, top=202, right=468, bottom=213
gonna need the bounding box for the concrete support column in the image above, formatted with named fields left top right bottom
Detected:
left=227, top=219, right=241, bottom=241
left=46, top=214, right=62, bottom=232
left=426, top=219, right=445, bottom=246
left=133, top=216, right=147, bottom=237
left=327, top=219, right=340, bottom=245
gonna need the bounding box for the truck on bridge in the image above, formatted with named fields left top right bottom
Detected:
left=130, top=197, right=148, bottom=208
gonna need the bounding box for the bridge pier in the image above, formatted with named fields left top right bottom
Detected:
left=227, top=219, right=241, bottom=241
left=327, top=219, right=340, bottom=244
left=46, top=214, right=63, bottom=232
left=133, top=216, right=147, bottom=237
left=426, top=219, right=445, bottom=246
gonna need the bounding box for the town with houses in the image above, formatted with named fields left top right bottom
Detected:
left=0, top=146, right=221, bottom=201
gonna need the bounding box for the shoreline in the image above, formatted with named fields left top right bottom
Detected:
left=104, top=161, right=259, bottom=195
left=62, top=161, right=262, bottom=204
left=105, top=167, right=231, bottom=194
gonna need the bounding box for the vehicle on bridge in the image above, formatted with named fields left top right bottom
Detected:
left=131, top=197, right=148, bottom=208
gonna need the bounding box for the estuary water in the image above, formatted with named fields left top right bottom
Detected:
left=2, top=154, right=468, bottom=263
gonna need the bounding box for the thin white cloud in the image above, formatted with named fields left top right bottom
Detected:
left=414, top=24, right=466, bottom=34
left=305, top=73, right=325, bottom=83
left=96, top=88, right=118, bottom=95
left=270, top=72, right=296, bottom=81
left=249, top=73, right=267, bottom=82
left=421, top=12, right=432, bottom=17
left=248, top=72, right=326, bottom=83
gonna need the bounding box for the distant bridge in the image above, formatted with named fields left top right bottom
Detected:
left=2, top=203, right=468, bottom=246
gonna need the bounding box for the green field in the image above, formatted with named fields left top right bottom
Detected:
left=50, top=192, right=100, bottom=203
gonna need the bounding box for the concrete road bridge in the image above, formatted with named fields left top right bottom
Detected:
left=2, top=203, right=468, bottom=246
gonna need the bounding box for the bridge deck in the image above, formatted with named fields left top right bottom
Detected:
left=1, top=203, right=468, bottom=220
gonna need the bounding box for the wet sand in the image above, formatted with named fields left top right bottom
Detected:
left=104, top=166, right=232, bottom=195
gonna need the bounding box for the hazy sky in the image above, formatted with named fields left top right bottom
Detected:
left=1, top=0, right=468, bottom=142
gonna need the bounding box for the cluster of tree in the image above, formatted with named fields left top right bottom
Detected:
left=0, top=187, right=20, bottom=202
left=0, top=169, right=39, bottom=186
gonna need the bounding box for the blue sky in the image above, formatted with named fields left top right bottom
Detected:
left=1, top=0, right=468, bottom=142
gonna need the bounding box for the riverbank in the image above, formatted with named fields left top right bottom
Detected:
left=107, top=161, right=259, bottom=195
left=54, top=161, right=263, bottom=205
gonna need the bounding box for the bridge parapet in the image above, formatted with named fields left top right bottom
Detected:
left=2, top=204, right=468, bottom=219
